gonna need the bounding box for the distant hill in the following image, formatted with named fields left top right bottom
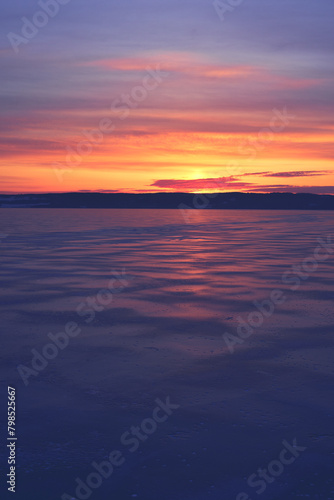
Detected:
left=0, top=192, right=334, bottom=210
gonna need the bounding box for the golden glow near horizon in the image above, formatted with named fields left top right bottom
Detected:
left=3, top=125, right=334, bottom=194
left=1, top=16, right=334, bottom=195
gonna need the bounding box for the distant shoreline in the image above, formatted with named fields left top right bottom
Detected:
left=0, top=192, right=334, bottom=210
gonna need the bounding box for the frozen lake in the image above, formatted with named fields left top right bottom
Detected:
left=0, top=209, right=334, bottom=500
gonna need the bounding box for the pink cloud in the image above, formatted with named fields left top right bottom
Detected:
left=150, top=176, right=334, bottom=195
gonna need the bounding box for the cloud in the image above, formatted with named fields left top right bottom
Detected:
left=83, top=54, right=325, bottom=93
left=242, top=170, right=330, bottom=178
left=263, top=170, right=330, bottom=178
left=150, top=176, right=334, bottom=195
left=151, top=177, right=253, bottom=191
left=84, top=54, right=255, bottom=78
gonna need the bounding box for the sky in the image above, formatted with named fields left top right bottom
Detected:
left=0, top=0, right=333, bottom=194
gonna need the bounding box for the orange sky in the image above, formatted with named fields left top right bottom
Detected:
left=1, top=5, right=334, bottom=194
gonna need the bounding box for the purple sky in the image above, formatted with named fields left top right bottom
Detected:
left=1, top=0, right=333, bottom=193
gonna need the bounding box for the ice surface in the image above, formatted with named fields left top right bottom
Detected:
left=0, top=209, right=333, bottom=500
